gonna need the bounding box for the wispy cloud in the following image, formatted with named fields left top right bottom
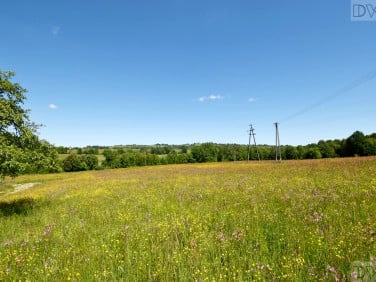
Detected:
left=248, top=97, right=257, bottom=103
left=51, top=26, right=60, bottom=36
left=49, top=103, right=58, bottom=110
left=198, top=95, right=224, bottom=102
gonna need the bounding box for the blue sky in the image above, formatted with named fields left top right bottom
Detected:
left=2, top=0, right=376, bottom=146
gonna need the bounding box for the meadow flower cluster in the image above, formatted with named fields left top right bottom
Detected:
left=0, top=157, right=375, bottom=280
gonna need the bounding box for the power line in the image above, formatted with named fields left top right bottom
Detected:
left=280, top=69, right=376, bottom=123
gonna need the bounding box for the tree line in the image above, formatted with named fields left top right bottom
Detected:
left=1, top=69, right=376, bottom=179
left=56, top=130, right=376, bottom=172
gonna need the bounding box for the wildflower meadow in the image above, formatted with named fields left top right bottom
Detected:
left=1, top=157, right=375, bottom=281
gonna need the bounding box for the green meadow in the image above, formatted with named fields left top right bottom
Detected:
left=1, top=157, right=376, bottom=281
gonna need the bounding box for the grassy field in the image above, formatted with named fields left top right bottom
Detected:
left=0, top=158, right=375, bottom=281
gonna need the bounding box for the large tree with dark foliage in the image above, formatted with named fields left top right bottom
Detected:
left=343, top=131, right=368, bottom=157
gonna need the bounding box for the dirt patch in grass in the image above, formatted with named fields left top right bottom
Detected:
left=9, top=183, right=41, bottom=194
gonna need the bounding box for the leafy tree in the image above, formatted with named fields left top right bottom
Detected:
left=102, top=149, right=119, bottom=168
left=283, top=145, right=299, bottom=160
left=167, top=151, right=178, bottom=164
left=257, top=146, right=275, bottom=160
left=56, top=146, right=69, bottom=154
left=330, top=140, right=344, bottom=157
left=364, top=137, right=376, bottom=156
left=369, top=133, right=376, bottom=139
left=80, top=154, right=99, bottom=170
left=121, top=151, right=145, bottom=167
left=318, top=140, right=337, bottom=158
left=343, top=131, right=367, bottom=157
left=179, top=153, right=195, bottom=163
left=24, top=139, right=62, bottom=173
left=217, top=145, right=231, bottom=162
left=180, top=145, right=188, bottom=154
left=63, top=154, right=88, bottom=172
left=304, top=146, right=322, bottom=159
left=81, top=147, right=99, bottom=155
left=191, top=143, right=219, bottom=163
left=151, top=146, right=172, bottom=155
left=146, top=153, right=160, bottom=165
left=116, top=148, right=125, bottom=155
left=0, top=70, right=60, bottom=179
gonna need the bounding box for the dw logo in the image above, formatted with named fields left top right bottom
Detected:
left=352, top=0, right=376, bottom=21
left=350, top=260, right=376, bottom=281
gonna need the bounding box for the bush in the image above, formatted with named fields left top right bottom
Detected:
left=80, top=154, right=99, bottom=170
left=63, top=154, right=87, bottom=172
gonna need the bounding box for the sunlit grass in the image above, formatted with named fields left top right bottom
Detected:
left=1, top=158, right=376, bottom=280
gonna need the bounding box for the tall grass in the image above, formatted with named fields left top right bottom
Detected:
left=1, top=158, right=375, bottom=281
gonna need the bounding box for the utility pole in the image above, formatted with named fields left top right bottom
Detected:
left=247, top=126, right=252, bottom=162
left=247, top=124, right=261, bottom=161
left=274, top=122, right=282, bottom=161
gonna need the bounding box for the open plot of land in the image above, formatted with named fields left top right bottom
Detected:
left=1, top=158, right=376, bottom=281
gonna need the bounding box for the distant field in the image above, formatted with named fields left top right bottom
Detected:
left=1, top=158, right=376, bottom=281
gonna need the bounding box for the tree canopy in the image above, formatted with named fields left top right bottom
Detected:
left=0, top=70, right=60, bottom=180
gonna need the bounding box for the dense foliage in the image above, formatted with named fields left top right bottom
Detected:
left=60, top=131, right=375, bottom=171
left=62, top=154, right=98, bottom=172
left=0, top=70, right=60, bottom=180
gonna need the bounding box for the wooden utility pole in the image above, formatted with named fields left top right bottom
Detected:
left=274, top=122, right=282, bottom=161
left=247, top=126, right=252, bottom=162
left=248, top=124, right=260, bottom=161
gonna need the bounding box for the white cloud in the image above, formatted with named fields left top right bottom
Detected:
left=51, top=26, right=60, bottom=36
left=248, top=97, right=257, bottom=103
left=209, top=95, right=223, bottom=100
left=49, top=103, right=58, bottom=110
left=198, top=95, right=224, bottom=102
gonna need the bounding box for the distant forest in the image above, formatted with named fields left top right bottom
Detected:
left=2, top=69, right=373, bottom=178
left=56, top=131, right=376, bottom=172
